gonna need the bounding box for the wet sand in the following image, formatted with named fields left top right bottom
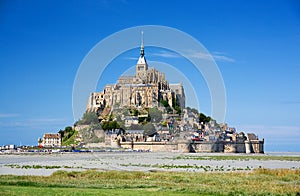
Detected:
left=0, top=152, right=299, bottom=176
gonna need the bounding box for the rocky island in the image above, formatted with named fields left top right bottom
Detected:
left=39, top=38, right=264, bottom=153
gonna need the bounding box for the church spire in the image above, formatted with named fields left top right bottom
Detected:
left=140, top=31, right=144, bottom=57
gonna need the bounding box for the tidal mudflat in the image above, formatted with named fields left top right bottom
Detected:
left=0, top=152, right=299, bottom=176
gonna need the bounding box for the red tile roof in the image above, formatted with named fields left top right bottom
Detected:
left=43, top=133, right=61, bottom=139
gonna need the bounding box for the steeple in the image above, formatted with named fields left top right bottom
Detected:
left=136, top=31, right=148, bottom=80
left=136, top=31, right=147, bottom=65
left=140, top=31, right=144, bottom=57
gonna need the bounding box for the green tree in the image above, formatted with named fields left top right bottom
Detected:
left=206, top=116, right=211, bottom=123
left=143, top=123, right=156, bottom=136
left=109, top=114, right=113, bottom=121
left=65, top=126, right=73, bottom=132
left=121, top=107, right=130, bottom=116
left=130, top=109, right=138, bottom=116
left=116, top=115, right=122, bottom=122
left=191, top=108, right=199, bottom=114
left=58, top=129, right=64, bottom=137
left=101, top=121, right=110, bottom=131
left=109, top=121, right=120, bottom=130
left=119, top=121, right=126, bottom=130
left=174, top=105, right=181, bottom=115
left=138, top=117, right=148, bottom=123
left=160, top=100, right=169, bottom=107
left=59, top=126, right=77, bottom=145
left=79, top=111, right=99, bottom=125
left=91, top=123, right=103, bottom=130
left=148, top=107, right=163, bottom=123
left=199, top=113, right=206, bottom=123
left=199, top=113, right=211, bottom=124
left=172, top=98, right=182, bottom=115
left=161, top=121, right=167, bottom=127
left=129, top=124, right=143, bottom=130
left=101, top=121, right=120, bottom=131
left=160, top=100, right=173, bottom=113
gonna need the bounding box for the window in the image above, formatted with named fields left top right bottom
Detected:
left=138, top=66, right=144, bottom=71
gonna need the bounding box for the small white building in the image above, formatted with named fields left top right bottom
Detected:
left=0, top=144, right=15, bottom=150
left=39, top=133, right=61, bottom=147
left=125, top=116, right=139, bottom=127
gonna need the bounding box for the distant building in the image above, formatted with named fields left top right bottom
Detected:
left=0, top=144, right=15, bottom=150
left=125, top=130, right=145, bottom=142
left=39, top=133, right=61, bottom=147
left=124, top=116, right=139, bottom=127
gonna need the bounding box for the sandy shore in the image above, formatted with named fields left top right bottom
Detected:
left=0, top=152, right=299, bottom=176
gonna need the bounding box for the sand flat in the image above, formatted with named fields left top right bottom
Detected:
left=0, top=152, right=299, bottom=176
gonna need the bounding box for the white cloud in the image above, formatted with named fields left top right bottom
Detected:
left=0, top=113, right=19, bottom=118
left=124, top=57, right=138, bottom=60
left=0, top=118, right=67, bottom=128
left=150, top=51, right=181, bottom=58
left=188, top=51, right=235, bottom=62
left=212, top=54, right=236, bottom=62
left=212, top=51, right=227, bottom=55
left=149, top=50, right=235, bottom=63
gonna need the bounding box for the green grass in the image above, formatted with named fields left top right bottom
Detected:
left=62, top=130, right=79, bottom=146
left=0, top=169, right=299, bottom=195
left=0, top=186, right=176, bottom=196
left=4, top=164, right=81, bottom=170
left=120, top=163, right=253, bottom=171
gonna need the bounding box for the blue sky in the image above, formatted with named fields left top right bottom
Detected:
left=0, top=0, right=299, bottom=151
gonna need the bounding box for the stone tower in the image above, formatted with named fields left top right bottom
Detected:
left=136, top=32, right=148, bottom=82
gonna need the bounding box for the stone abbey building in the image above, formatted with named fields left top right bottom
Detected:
left=86, top=37, right=185, bottom=115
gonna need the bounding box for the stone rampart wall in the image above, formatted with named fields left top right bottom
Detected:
left=119, top=140, right=264, bottom=153
left=120, top=142, right=178, bottom=152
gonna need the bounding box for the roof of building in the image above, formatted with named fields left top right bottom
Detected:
left=137, top=31, right=148, bottom=65
left=124, top=83, right=154, bottom=87
left=43, top=133, right=61, bottom=139
left=125, top=116, right=139, bottom=120
left=246, top=133, right=258, bottom=140
left=137, top=55, right=147, bottom=65
left=126, top=130, right=144, bottom=134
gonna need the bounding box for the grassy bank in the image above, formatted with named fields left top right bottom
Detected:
left=0, top=169, right=299, bottom=195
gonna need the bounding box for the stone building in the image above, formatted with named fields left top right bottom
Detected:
left=39, top=133, right=61, bottom=148
left=86, top=36, right=185, bottom=115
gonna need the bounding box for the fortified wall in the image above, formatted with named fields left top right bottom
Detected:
left=189, top=140, right=264, bottom=153
left=118, top=140, right=264, bottom=153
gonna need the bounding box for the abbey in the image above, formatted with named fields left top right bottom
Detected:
left=86, top=37, right=185, bottom=115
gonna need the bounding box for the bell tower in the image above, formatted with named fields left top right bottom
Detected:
left=136, top=31, right=148, bottom=82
